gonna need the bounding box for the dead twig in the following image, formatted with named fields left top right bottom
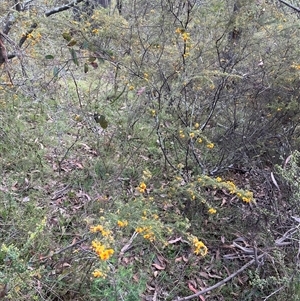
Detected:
left=173, top=253, right=265, bottom=301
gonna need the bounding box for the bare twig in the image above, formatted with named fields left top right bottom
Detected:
left=173, top=254, right=265, bottom=301
left=263, top=285, right=285, bottom=300
left=278, top=0, right=300, bottom=13
left=58, top=128, right=81, bottom=173
left=45, top=0, right=85, bottom=17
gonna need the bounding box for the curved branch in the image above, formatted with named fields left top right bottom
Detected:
left=45, top=0, right=85, bottom=17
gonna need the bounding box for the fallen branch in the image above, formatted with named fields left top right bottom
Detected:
left=278, top=0, right=300, bottom=12
left=174, top=253, right=265, bottom=301
left=45, top=0, right=85, bottom=17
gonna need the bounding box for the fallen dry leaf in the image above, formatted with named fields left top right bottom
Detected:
left=152, top=263, right=165, bottom=270
left=188, top=282, right=205, bottom=300
left=168, top=237, right=182, bottom=244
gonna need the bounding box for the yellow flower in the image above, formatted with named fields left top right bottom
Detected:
left=90, top=225, right=104, bottom=233
left=241, top=191, right=253, bottom=203
left=216, top=177, right=222, bottom=182
left=194, top=123, right=200, bottom=129
left=189, top=132, right=195, bottom=139
left=128, top=85, right=134, bottom=90
left=137, top=182, right=147, bottom=193
left=179, top=130, right=185, bottom=139
left=150, top=109, right=156, bottom=117
left=181, top=32, right=190, bottom=41
left=143, top=232, right=155, bottom=241
left=92, top=269, right=106, bottom=278
left=91, top=240, right=114, bottom=261
left=206, top=142, right=214, bottom=149
left=208, top=208, right=217, bottom=214
left=117, top=220, right=128, bottom=227
left=175, top=27, right=182, bottom=34
left=152, top=214, right=159, bottom=220
left=190, top=236, right=208, bottom=256
left=101, top=229, right=111, bottom=237
left=135, top=227, right=144, bottom=233
left=197, top=138, right=203, bottom=143
left=99, top=249, right=114, bottom=261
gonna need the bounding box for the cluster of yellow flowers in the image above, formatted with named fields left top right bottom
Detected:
left=199, top=176, right=254, bottom=204
left=189, top=235, right=208, bottom=256
left=179, top=129, right=214, bottom=149
left=91, top=240, right=114, bottom=261
left=24, top=32, right=42, bottom=46
left=150, top=109, right=156, bottom=117
left=206, top=142, right=214, bottom=149
left=208, top=208, right=217, bottom=214
left=92, top=269, right=106, bottom=278
left=90, top=224, right=111, bottom=237
left=175, top=28, right=190, bottom=42
left=92, top=28, right=99, bottom=34
left=179, top=129, right=185, bottom=139
left=136, top=226, right=156, bottom=242
left=236, top=191, right=253, bottom=203
left=117, top=220, right=128, bottom=228
left=137, top=182, right=147, bottom=193
left=223, top=180, right=253, bottom=203
left=291, top=63, right=300, bottom=70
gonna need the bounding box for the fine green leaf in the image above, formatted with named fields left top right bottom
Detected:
left=69, top=48, right=79, bottom=66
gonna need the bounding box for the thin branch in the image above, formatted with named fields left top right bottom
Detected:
left=45, top=0, right=85, bottom=17
left=58, top=128, right=81, bottom=173
left=174, top=253, right=265, bottom=301
left=278, top=0, right=300, bottom=12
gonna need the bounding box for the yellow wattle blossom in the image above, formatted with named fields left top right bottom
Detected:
left=194, top=123, right=200, bottom=129
left=216, top=177, right=222, bottom=182
left=189, top=132, right=195, bottom=139
left=179, top=130, right=185, bottom=139
left=190, top=236, right=208, bottom=256
left=150, top=109, right=156, bottom=117
left=117, top=220, right=128, bottom=228
left=206, top=142, right=214, bottom=149
left=128, top=85, right=134, bottom=90
left=136, top=226, right=156, bottom=241
left=91, top=240, right=114, bottom=261
left=99, top=249, right=114, bottom=261
left=197, top=138, right=203, bottom=143
left=90, top=225, right=112, bottom=237
left=152, top=214, right=159, bottom=220
left=208, top=208, right=217, bottom=214
left=143, top=232, right=155, bottom=242
left=241, top=191, right=253, bottom=203
left=181, top=32, right=190, bottom=42
left=92, top=269, right=106, bottom=278
left=90, top=225, right=104, bottom=233
left=137, top=182, right=147, bottom=193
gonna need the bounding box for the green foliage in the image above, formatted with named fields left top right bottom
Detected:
left=1, top=0, right=300, bottom=300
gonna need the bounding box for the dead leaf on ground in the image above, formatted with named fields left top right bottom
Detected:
left=168, top=237, right=182, bottom=244
left=188, top=281, right=205, bottom=300
left=152, top=263, right=165, bottom=270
